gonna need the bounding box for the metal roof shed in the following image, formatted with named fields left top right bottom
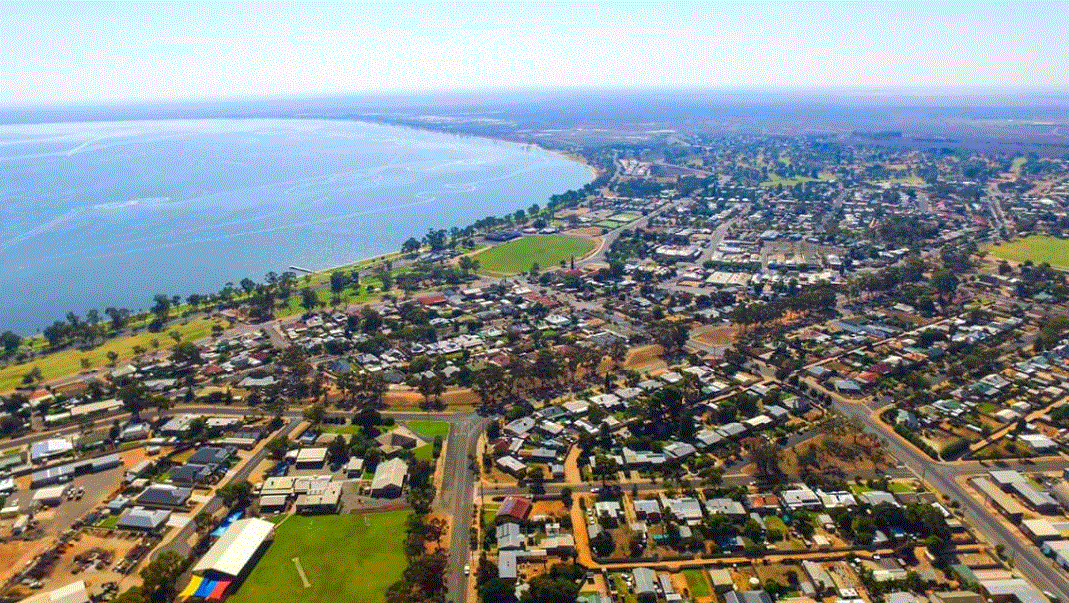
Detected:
left=192, top=517, right=275, bottom=579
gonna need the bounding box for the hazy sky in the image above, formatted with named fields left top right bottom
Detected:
left=2, top=1, right=1067, bottom=106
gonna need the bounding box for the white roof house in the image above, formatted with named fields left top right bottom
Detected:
left=192, top=518, right=274, bottom=578
left=30, top=438, right=73, bottom=462
left=371, top=458, right=408, bottom=496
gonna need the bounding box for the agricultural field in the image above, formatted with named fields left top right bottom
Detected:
left=229, top=511, right=408, bottom=603
left=474, top=235, right=596, bottom=275
left=986, top=235, right=1069, bottom=269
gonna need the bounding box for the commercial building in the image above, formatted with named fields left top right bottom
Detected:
left=193, top=517, right=275, bottom=578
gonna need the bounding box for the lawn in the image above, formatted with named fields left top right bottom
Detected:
left=229, top=511, right=408, bottom=603
left=481, top=505, right=500, bottom=528
left=474, top=235, right=596, bottom=275
left=412, top=443, right=433, bottom=461
left=406, top=420, right=450, bottom=441
left=683, top=569, right=711, bottom=598
left=760, top=172, right=835, bottom=187
left=888, top=481, right=915, bottom=494
left=987, top=235, right=1069, bottom=269
left=763, top=516, right=788, bottom=532
left=97, top=515, right=119, bottom=529
left=320, top=424, right=364, bottom=435
left=0, top=317, right=219, bottom=393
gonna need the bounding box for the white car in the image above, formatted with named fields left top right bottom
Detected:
left=463, top=564, right=470, bottom=576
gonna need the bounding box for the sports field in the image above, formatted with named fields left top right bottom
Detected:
left=474, top=235, right=596, bottom=274
left=229, top=511, right=408, bottom=603
left=986, top=235, right=1069, bottom=269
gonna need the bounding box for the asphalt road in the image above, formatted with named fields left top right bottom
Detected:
left=154, top=418, right=301, bottom=559
left=830, top=397, right=1069, bottom=603
left=581, top=202, right=674, bottom=266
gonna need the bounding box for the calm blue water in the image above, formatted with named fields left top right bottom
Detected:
left=0, top=118, right=591, bottom=334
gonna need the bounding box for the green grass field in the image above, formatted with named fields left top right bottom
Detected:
left=412, top=443, right=433, bottom=461
left=684, top=569, right=711, bottom=598
left=474, top=235, right=596, bottom=275
left=230, top=511, right=408, bottom=603
left=0, top=317, right=219, bottom=393
left=406, top=420, right=450, bottom=441
left=763, top=516, right=788, bottom=532
left=888, top=481, right=915, bottom=493
left=987, top=235, right=1069, bottom=269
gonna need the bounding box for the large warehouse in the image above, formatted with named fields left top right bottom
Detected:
left=181, top=518, right=274, bottom=601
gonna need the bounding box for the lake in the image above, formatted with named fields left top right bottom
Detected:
left=0, top=118, right=591, bottom=334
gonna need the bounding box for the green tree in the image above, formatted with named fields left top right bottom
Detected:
left=300, top=287, right=318, bottom=312
left=327, top=435, right=349, bottom=466
left=401, top=237, right=421, bottom=254
left=303, top=402, right=326, bottom=426
left=218, top=480, right=253, bottom=507
left=480, top=578, right=518, bottom=603
left=266, top=435, right=290, bottom=462
left=139, top=551, right=183, bottom=600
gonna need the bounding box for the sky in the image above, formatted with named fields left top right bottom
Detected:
left=1, top=1, right=1067, bottom=107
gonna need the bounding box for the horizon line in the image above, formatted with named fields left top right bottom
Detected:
left=4, top=84, right=1069, bottom=113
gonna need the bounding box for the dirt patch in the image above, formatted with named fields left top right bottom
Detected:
left=564, top=227, right=605, bottom=238
left=530, top=500, right=567, bottom=518
left=624, top=345, right=665, bottom=373
left=39, top=532, right=143, bottom=592
left=693, top=325, right=740, bottom=347
left=0, top=539, right=46, bottom=585
left=423, top=513, right=451, bottom=553
left=777, top=431, right=892, bottom=477
left=246, top=458, right=275, bottom=485
left=383, top=388, right=479, bottom=410
left=754, top=562, right=801, bottom=589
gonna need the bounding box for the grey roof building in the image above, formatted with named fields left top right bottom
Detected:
left=724, top=591, right=775, bottom=603
left=188, top=446, right=234, bottom=466
left=370, top=458, right=408, bottom=497
left=116, top=507, right=171, bottom=532
left=135, top=484, right=192, bottom=509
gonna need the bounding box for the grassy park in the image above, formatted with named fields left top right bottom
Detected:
left=0, top=317, right=219, bottom=393
left=230, top=511, right=408, bottom=603
left=987, top=235, right=1069, bottom=269
left=474, top=235, right=596, bottom=275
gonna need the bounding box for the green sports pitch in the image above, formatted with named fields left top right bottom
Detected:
left=474, top=234, right=596, bottom=274
left=986, top=235, right=1069, bottom=269
left=228, top=511, right=408, bottom=603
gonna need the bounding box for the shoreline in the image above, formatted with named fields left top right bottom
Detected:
left=279, top=115, right=602, bottom=278
left=2, top=116, right=598, bottom=334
